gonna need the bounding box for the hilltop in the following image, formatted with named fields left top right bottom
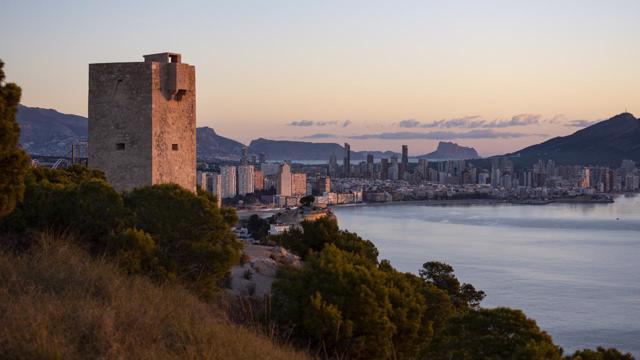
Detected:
left=504, top=112, right=640, bottom=167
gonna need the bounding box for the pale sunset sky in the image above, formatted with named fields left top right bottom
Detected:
left=2, top=0, right=639, bottom=156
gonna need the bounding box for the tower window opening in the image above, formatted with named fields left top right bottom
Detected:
left=116, top=143, right=125, bottom=150
left=172, top=144, right=179, bottom=151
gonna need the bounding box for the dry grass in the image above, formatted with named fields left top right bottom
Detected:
left=0, top=234, right=308, bottom=360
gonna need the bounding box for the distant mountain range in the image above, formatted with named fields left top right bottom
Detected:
left=504, top=112, right=640, bottom=167
left=17, top=105, right=88, bottom=156
left=247, top=138, right=400, bottom=161
left=15, top=104, right=529, bottom=163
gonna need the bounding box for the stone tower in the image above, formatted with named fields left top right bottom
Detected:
left=88, top=52, right=196, bottom=192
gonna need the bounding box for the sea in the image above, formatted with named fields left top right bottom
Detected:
left=332, top=194, right=640, bottom=355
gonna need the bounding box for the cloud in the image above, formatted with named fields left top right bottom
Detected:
left=398, top=119, right=421, bottom=128
left=288, top=120, right=315, bottom=127
left=302, top=133, right=338, bottom=139
left=348, top=129, right=547, bottom=140
left=565, top=119, right=601, bottom=127
left=288, top=119, right=352, bottom=127
left=398, top=114, right=542, bottom=129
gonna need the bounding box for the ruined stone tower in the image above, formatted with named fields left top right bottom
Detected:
left=88, top=52, right=196, bottom=192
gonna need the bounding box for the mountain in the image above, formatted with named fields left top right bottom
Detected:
left=196, top=126, right=245, bottom=161
left=504, top=112, right=640, bottom=167
left=16, top=104, right=247, bottom=160
left=248, top=138, right=347, bottom=161
left=417, top=141, right=480, bottom=160
left=17, top=104, right=88, bottom=156
left=248, top=138, right=401, bottom=161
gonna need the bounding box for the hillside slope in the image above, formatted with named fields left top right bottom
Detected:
left=505, top=112, right=640, bottom=167
left=0, top=236, right=305, bottom=360
left=17, top=104, right=87, bottom=156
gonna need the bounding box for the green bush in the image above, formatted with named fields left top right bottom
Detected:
left=272, top=245, right=431, bottom=360
left=566, top=347, right=636, bottom=360
left=426, top=307, right=563, bottom=360
left=273, top=216, right=378, bottom=262
left=124, top=184, right=241, bottom=297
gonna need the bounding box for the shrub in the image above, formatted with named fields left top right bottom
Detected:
left=273, top=217, right=378, bottom=263
left=0, top=234, right=306, bottom=360
left=124, top=184, right=242, bottom=298
left=426, top=307, right=563, bottom=360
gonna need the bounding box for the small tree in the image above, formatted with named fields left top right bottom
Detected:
left=0, top=60, right=30, bottom=218
left=299, top=195, right=315, bottom=207
left=426, top=307, right=563, bottom=360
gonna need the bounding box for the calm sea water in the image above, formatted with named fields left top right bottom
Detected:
left=332, top=195, right=640, bottom=355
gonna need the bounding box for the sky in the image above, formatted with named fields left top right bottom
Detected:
left=2, top=0, right=639, bottom=156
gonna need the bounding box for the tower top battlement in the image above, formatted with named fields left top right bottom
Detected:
left=143, top=52, right=182, bottom=64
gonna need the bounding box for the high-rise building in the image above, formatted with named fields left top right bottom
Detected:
left=417, top=159, right=428, bottom=180
left=241, top=146, right=249, bottom=165
left=237, top=164, right=255, bottom=196
left=328, top=155, right=338, bottom=177
left=343, top=143, right=351, bottom=177
left=261, top=162, right=281, bottom=176
left=291, top=173, right=307, bottom=196
left=389, top=156, right=399, bottom=181
left=313, top=175, right=331, bottom=195
left=380, top=158, right=389, bottom=180
left=277, top=162, right=292, bottom=196
left=401, top=145, right=409, bottom=179
left=220, top=166, right=237, bottom=198
left=254, top=169, right=264, bottom=191
left=366, top=154, right=374, bottom=179
left=581, top=167, right=591, bottom=189
left=88, top=52, right=196, bottom=192
left=209, top=173, right=222, bottom=208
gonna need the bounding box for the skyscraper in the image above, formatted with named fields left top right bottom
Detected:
left=220, top=166, right=237, bottom=198
left=366, top=154, right=374, bottom=179
left=291, top=173, right=307, bottom=196
left=254, top=169, right=264, bottom=191
left=380, top=158, right=389, bottom=180
left=401, top=144, right=409, bottom=180
left=328, top=154, right=338, bottom=177
left=237, top=164, right=255, bottom=196
left=209, top=173, right=222, bottom=208
left=277, top=162, right=292, bottom=196
left=241, top=146, right=249, bottom=165
left=343, top=143, right=351, bottom=178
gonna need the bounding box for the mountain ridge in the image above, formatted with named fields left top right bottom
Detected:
left=503, top=112, right=640, bottom=167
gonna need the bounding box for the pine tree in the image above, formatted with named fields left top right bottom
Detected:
left=0, top=60, right=29, bottom=217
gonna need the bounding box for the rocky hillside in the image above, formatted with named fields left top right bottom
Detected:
left=17, top=104, right=87, bottom=156
left=417, top=141, right=480, bottom=160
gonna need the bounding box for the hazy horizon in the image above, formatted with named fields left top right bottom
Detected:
left=3, top=0, right=639, bottom=156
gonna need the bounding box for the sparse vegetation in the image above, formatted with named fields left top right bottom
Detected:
left=0, top=234, right=305, bottom=360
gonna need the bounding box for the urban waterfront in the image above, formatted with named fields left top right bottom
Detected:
left=332, top=195, right=640, bottom=355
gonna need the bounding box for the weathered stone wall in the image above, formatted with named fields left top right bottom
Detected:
left=151, top=62, right=196, bottom=192
left=88, top=53, right=196, bottom=192
left=88, top=62, right=154, bottom=191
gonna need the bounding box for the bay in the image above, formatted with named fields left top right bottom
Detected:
left=332, top=195, right=640, bottom=355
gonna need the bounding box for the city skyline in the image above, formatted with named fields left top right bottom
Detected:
left=2, top=0, right=640, bottom=156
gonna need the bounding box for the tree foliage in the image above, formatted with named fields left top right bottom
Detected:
left=273, top=216, right=378, bottom=262
left=566, top=347, right=636, bottom=360
left=420, top=261, right=485, bottom=309
left=300, top=195, right=315, bottom=207
left=246, top=214, right=270, bottom=241
left=1, top=168, right=241, bottom=298
left=0, top=60, right=30, bottom=218
left=426, top=307, right=563, bottom=360
left=272, top=245, right=431, bottom=360
left=124, top=184, right=242, bottom=297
